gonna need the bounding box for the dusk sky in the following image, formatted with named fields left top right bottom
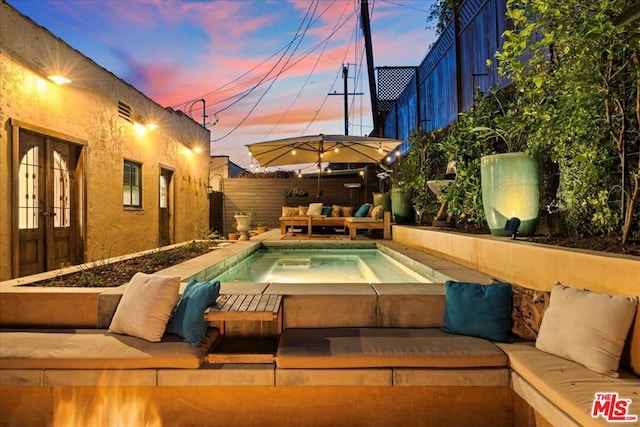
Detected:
left=10, top=0, right=438, bottom=171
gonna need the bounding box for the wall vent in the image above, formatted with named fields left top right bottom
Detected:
left=118, top=101, right=133, bottom=123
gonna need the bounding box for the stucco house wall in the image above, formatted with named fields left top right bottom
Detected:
left=0, top=3, right=211, bottom=279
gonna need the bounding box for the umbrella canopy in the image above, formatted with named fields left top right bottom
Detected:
left=247, top=134, right=402, bottom=167
left=246, top=134, right=402, bottom=197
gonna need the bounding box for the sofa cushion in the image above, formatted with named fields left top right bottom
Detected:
left=344, top=217, right=383, bottom=223
left=536, top=284, right=638, bottom=377
left=276, top=328, right=508, bottom=369
left=298, top=205, right=309, bottom=216
left=370, top=204, right=384, bottom=220
left=308, top=202, right=323, bottom=216
left=331, top=205, right=342, bottom=217
left=443, top=281, right=513, bottom=343
left=355, top=203, right=372, bottom=217
left=0, top=328, right=218, bottom=369
left=108, top=273, right=180, bottom=342
left=511, top=284, right=550, bottom=341
left=167, top=279, right=221, bottom=346
left=497, top=342, right=640, bottom=427
left=282, top=206, right=298, bottom=216
left=341, top=206, right=353, bottom=216
left=321, top=206, right=332, bottom=216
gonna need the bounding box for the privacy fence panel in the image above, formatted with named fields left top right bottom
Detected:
left=380, top=0, right=508, bottom=145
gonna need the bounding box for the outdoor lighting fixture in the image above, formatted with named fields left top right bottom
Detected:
left=192, top=146, right=203, bottom=154
left=334, top=147, right=339, bottom=153
left=145, top=123, right=158, bottom=131
left=504, top=217, right=521, bottom=240
left=291, top=149, right=296, bottom=155
left=47, top=75, right=71, bottom=85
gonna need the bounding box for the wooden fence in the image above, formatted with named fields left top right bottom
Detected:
left=210, top=170, right=379, bottom=235
left=381, top=0, right=509, bottom=152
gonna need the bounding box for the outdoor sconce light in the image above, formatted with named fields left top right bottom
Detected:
left=47, top=75, right=71, bottom=85
left=504, top=217, right=521, bottom=240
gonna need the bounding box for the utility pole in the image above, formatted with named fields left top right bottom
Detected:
left=360, top=0, right=379, bottom=135
left=328, top=64, right=363, bottom=135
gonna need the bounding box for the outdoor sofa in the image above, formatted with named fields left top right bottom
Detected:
left=279, top=202, right=392, bottom=239
left=0, top=273, right=638, bottom=426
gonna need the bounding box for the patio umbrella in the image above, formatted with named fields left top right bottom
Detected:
left=246, top=134, right=402, bottom=197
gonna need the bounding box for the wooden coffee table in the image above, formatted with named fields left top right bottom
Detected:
left=204, top=294, right=282, bottom=363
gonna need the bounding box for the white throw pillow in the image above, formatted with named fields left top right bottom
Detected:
left=307, top=202, right=323, bottom=216
left=109, top=272, right=180, bottom=342
left=536, top=283, right=638, bottom=377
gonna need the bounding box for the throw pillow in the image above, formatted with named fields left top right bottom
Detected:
left=511, top=284, right=550, bottom=341
left=341, top=206, right=353, bottom=217
left=308, top=202, right=323, bottom=216
left=109, top=272, right=180, bottom=342
left=298, top=205, right=309, bottom=216
left=354, top=203, right=372, bottom=218
left=331, top=205, right=342, bottom=217
left=370, top=205, right=384, bottom=220
left=322, top=206, right=332, bottom=216
left=442, top=281, right=514, bottom=343
left=536, top=283, right=638, bottom=377
left=282, top=206, right=298, bottom=217
left=167, top=279, right=221, bottom=346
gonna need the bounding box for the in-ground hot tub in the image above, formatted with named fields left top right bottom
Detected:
left=209, top=248, right=430, bottom=284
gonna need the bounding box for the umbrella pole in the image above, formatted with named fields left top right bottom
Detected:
left=316, top=160, right=322, bottom=198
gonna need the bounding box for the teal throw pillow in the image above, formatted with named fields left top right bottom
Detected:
left=355, top=203, right=372, bottom=217
left=167, top=279, right=221, bottom=346
left=322, top=206, right=332, bottom=216
left=442, top=280, right=513, bottom=343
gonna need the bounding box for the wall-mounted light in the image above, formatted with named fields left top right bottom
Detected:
left=47, top=75, right=71, bottom=85
left=504, top=217, right=521, bottom=240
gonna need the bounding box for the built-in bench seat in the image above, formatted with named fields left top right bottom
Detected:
left=497, top=342, right=640, bottom=427
left=275, top=327, right=510, bottom=388
left=0, top=328, right=218, bottom=370
left=276, top=327, right=507, bottom=369
left=1, top=272, right=638, bottom=426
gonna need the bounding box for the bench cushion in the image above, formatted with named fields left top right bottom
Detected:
left=276, top=328, right=508, bottom=369
left=0, top=328, right=218, bottom=369
left=497, top=342, right=640, bottom=427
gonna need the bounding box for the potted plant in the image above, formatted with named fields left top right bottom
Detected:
left=373, top=164, right=392, bottom=211
left=256, top=222, right=269, bottom=234
left=472, top=125, right=539, bottom=237
left=233, top=211, right=254, bottom=240
left=389, top=158, right=414, bottom=225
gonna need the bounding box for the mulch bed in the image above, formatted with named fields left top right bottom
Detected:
left=37, top=241, right=217, bottom=288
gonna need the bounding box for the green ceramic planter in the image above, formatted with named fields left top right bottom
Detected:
left=481, top=152, right=539, bottom=237
left=390, top=188, right=413, bottom=224
left=372, top=192, right=391, bottom=212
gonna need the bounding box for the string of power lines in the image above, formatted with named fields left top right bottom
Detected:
left=170, top=0, right=435, bottom=172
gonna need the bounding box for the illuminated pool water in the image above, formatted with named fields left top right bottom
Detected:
left=210, top=248, right=430, bottom=283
